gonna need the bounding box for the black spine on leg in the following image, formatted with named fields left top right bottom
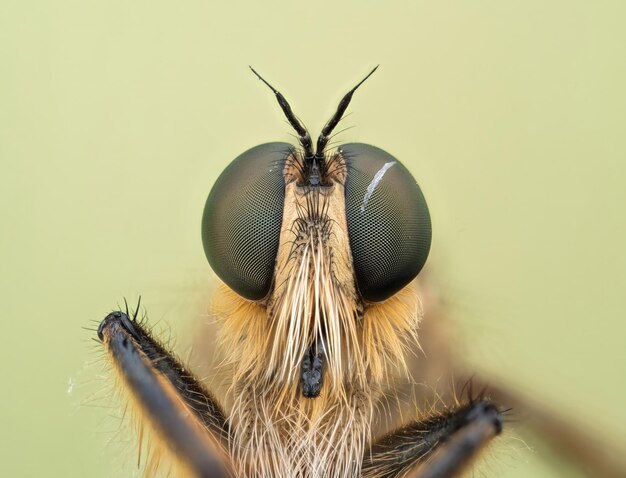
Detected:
left=361, top=401, right=503, bottom=478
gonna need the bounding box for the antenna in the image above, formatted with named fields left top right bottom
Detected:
left=249, top=66, right=314, bottom=160
left=315, top=65, right=379, bottom=158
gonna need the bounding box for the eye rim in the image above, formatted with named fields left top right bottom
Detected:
left=201, top=142, right=294, bottom=301
left=340, top=142, right=432, bottom=303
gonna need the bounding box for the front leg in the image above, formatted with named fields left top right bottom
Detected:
left=98, top=310, right=233, bottom=478
left=362, top=401, right=503, bottom=478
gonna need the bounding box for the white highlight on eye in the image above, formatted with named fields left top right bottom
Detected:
left=360, top=161, right=397, bottom=213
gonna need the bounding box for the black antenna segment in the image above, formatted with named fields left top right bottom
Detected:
left=249, top=66, right=314, bottom=160
left=315, top=65, right=379, bottom=159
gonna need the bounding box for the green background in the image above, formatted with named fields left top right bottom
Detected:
left=1, top=1, right=625, bottom=476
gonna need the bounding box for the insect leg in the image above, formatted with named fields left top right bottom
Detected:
left=361, top=400, right=503, bottom=478
left=415, top=282, right=626, bottom=477
left=98, top=310, right=233, bottom=478
left=471, top=379, right=626, bottom=478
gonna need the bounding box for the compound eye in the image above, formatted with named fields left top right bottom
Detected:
left=201, top=142, right=293, bottom=300
left=342, top=143, right=432, bottom=302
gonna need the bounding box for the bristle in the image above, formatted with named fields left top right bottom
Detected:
left=363, top=285, right=422, bottom=385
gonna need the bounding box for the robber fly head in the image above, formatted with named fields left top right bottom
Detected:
left=200, top=67, right=432, bottom=398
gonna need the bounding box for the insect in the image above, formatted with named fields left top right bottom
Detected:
left=97, top=67, right=564, bottom=478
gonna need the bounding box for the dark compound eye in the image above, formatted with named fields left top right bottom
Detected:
left=201, top=142, right=294, bottom=300
left=342, top=143, right=432, bottom=302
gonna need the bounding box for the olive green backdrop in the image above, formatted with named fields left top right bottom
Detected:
left=1, top=1, right=625, bottom=476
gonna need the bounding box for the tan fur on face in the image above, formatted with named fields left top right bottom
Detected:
left=211, top=151, right=423, bottom=478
